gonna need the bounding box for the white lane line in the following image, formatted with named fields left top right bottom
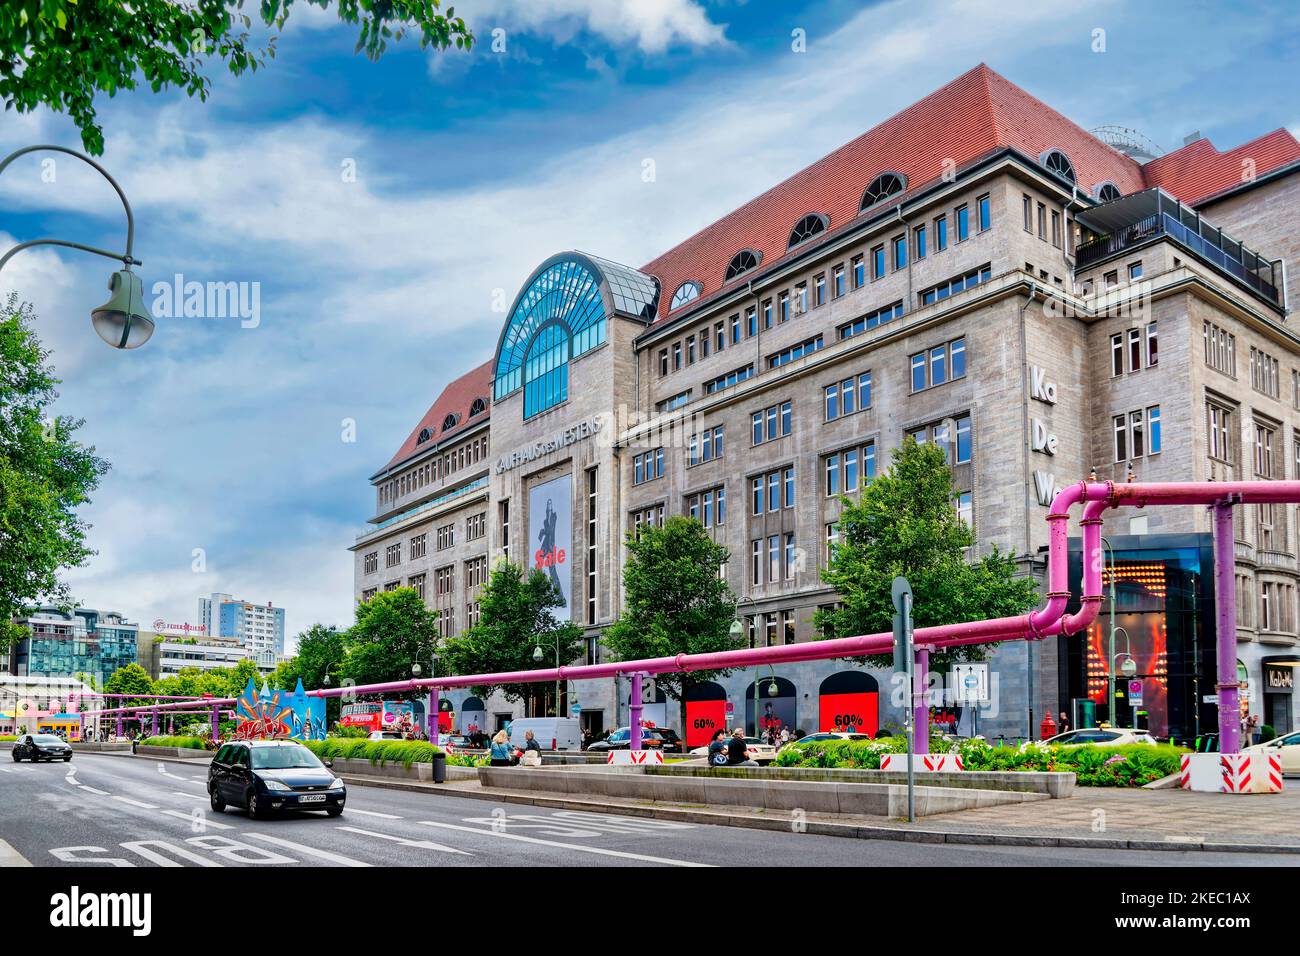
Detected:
left=79, top=785, right=109, bottom=795
left=342, top=808, right=402, bottom=820
left=337, top=826, right=470, bottom=855
left=417, top=821, right=713, bottom=867
left=172, top=791, right=207, bottom=800
left=190, top=776, right=208, bottom=783
left=242, top=833, right=372, bottom=867
left=160, top=809, right=235, bottom=831
left=112, top=796, right=160, bottom=810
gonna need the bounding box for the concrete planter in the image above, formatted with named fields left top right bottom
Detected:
left=647, top=763, right=1076, bottom=798
left=135, top=745, right=213, bottom=760
left=330, top=756, right=477, bottom=783
left=476, top=766, right=1050, bottom=818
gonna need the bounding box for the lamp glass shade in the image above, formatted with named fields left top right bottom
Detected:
left=533, top=646, right=543, bottom=662
left=728, top=620, right=743, bottom=637
left=91, top=269, right=154, bottom=349
left=411, top=662, right=422, bottom=676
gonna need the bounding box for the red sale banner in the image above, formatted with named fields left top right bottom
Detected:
left=818, top=692, right=878, bottom=736
left=684, top=700, right=727, bottom=748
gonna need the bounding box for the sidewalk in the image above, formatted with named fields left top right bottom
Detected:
left=333, top=769, right=1300, bottom=855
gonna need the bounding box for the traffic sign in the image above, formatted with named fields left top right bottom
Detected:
left=952, top=663, right=989, bottom=704
left=1128, top=679, right=1143, bottom=706
left=570, top=702, right=581, bottom=717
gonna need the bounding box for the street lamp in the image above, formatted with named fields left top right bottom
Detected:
left=412, top=653, right=440, bottom=739
left=0, top=144, right=154, bottom=349
left=533, top=640, right=562, bottom=717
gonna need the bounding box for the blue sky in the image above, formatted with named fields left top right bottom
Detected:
left=1, top=0, right=1297, bottom=648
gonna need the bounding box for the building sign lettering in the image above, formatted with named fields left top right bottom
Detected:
left=1031, top=419, right=1058, bottom=456
left=495, top=418, right=602, bottom=474
left=1030, top=366, right=1058, bottom=405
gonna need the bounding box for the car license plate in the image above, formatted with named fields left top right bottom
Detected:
left=298, top=794, right=326, bottom=803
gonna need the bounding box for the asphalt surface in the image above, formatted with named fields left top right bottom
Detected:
left=1, top=751, right=1295, bottom=867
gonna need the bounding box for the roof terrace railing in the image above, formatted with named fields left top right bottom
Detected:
left=357, top=475, right=488, bottom=542
left=1076, top=190, right=1282, bottom=309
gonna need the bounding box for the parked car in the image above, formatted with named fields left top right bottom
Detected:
left=445, top=734, right=476, bottom=751
left=651, top=728, right=683, bottom=753
left=367, top=730, right=408, bottom=741
left=12, top=733, right=72, bottom=762
left=1023, top=727, right=1156, bottom=750
left=586, top=727, right=664, bottom=752
left=208, top=739, right=346, bottom=819
left=688, top=736, right=778, bottom=765
left=786, top=732, right=874, bottom=747
left=1244, top=729, right=1300, bottom=773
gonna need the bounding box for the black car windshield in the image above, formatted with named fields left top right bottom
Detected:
left=251, top=746, right=323, bottom=770
left=34, top=734, right=65, bottom=744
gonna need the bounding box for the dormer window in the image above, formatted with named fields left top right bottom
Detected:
left=441, top=413, right=459, bottom=432
left=1040, top=149, right=1076, bottom=184
left=724, top=249, right=762, bottom=282
left=469, top=397, right=487, bottom=416
left=787, top=213, right=829, bottom=248
left=670, top=281, right=702, bottom=310
left=860, top=172, right=905, bottom=212
left=416, top=428, right=432, bottom=445
left=1095, top=182, right=1122, bottom=203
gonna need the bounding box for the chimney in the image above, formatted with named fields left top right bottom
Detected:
left=1183, top=131, right=1203, bottom=146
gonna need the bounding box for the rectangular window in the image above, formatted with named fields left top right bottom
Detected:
left=746, top=307, right=757, bottom=337
left=872, top=245, right=885, bottom=279
left=500, top=499, right=510, bottom=562
left=1023, top=194, right=1032, bottom=232
left=838, top=301, right=904, bottom=339
left=633, top=448, right=664, bottom=483
left=795, top=284, right=807, bottom=314
left=825, top=454, right=839, bottom=496
left=768, top=535, right=780, bottom=585
left=1251, top=347, right=1280, bottom=398
left=1128, top=327, right=1142, bottom=373
left=1203, top=321, right=1236, bottom=376
left=704, top=364, right=753, bottom=394
left=1113, top=414, right=1127, bottom=463
left=730, top=314, right=740, bottom=344
left=814, top=273, right=826, bottom=307
left=1037, top=202, right=1046, bottom=239
left=1146, top=322, right=1158, bottom=366
left=686, top=485, right=726, bottom=530
left=1148, top=405, right=1162, bottom=455
left=957, top=492, right=973, bottom=528
left=686, top=335, right=696, bottom=365
left=659, top=349, right=668, bottom=376
left=833, top=266, right=845, bottom=298
left=1129, top=261, right=1143, bottom=280
left=919, top=265, right=992, bottom=306
left=852, top=255, right=865, bottom=288
left=892, top=235, right=907, bottom=270
left=779, top=293, right=789, bottom=323
left=586, top=468, right=598, bottom=625
left=1050, top=210, right=1061, bottom=247
left=977, top=194, right=990, bottom=232
left=715, top=321, right=725, bottom=352
left=767, top=335, right=823, bottom=369
left=910, top=337, right=966, bottom=391
left=1110, top=333, right=1124, bottom=376
left=914, top=223, right=927, bottom=260
left=1207, top=403, right=1233, bottom=463
left=955, top=204, right=969, bottom=241
left=934, top=215, right=947, bottom=251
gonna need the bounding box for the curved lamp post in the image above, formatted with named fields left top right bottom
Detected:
left=0, top=144, right=154, bottom=348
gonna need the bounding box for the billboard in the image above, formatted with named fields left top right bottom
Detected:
left=529, top=475, right=574, bottom=621
left=233, top=678, right=327, bottom=741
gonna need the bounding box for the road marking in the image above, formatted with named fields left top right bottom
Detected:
left=121, top=839, right=224, bottom=868
left=243, top=833, right=372, bottom=867
left=342, top=808, right=402, bottom=819
left=0, top=838, right=32, bottom=867
left=160, top=809, right=235, bottom=830
left=112, top=796, right=160, bottom=809
left=337, top=826, right=470, bottom=855
left=172, top=791, right=207, bottom=800
left=418, top=821, right=712, bottom=867
left=79, top=785, right=109, bottom=795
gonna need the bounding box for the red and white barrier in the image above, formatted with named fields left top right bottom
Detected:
left=1180, top=752, right=1284, bottom=793
left=607, top=750, right=664, bottom=766
left=880, top=753, right=964, bottom=772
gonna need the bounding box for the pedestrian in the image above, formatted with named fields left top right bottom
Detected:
left=726, top=728, right=758, bottom=767
left=1246, top=712, right=1261, bottom=744
left=1058, top=711, right=1071, bottom=734
left=489, top=730, right=513, bottom=767
left=779, top=728, right=790, bottom=747
left=706, top=729, right=728, bottom=767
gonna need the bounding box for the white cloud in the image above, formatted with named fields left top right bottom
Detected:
left=463, top=0, right=728, bottom=54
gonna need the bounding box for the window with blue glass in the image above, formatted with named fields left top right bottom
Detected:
left=977, top=194, right=990, bottom=231
left=892, top=235, right=907, bottom=270
left=838, top=301, right=903, bottom=339
left=920, top=265, right=992, bottom=306
left=935, top=215, right=947, bottom=251
left=523, top=323, right=570, bottom=418
left=955, top=204, right=969, bottom=241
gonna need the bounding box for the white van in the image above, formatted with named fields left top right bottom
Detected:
left=507, top=717, right=582, bottom=752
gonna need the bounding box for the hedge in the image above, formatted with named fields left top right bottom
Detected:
left=0, top=735, right=16, bottom=742
left=773, top=736, right=1187, bottom=786
left=142, top=735, right=208, bottom=750
left=299, top=737, right=443, bottom=768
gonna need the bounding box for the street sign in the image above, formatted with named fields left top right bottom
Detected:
left=1128, top=679, right=1143, bottom=706
left=891, top=576, right=913, bottom=675
left=570, top=702, right=581, bottom=717
left=1203, top=695, right=1219, bottom=704
left=952, top=663, right=989, bottom=704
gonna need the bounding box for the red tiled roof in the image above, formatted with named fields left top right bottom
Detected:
left=640, top=63, right=1298, bottom=327
left=1143, top=129, right=1300, bottom=206
left=383, top=360, right=492, bottom=472
left=640, top=64, right=1147, bottom=325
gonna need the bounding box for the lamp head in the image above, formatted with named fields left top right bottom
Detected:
left=533, top=646, right=543, bottom=662
left=728, top=619, right=743, bottom=638
left=91, top=269, right=154, bottom=349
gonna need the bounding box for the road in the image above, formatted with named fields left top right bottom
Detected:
left=1, top=751, right=1294, bottom=867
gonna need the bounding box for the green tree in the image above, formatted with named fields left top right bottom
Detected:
left=104, top=662, right=154, bottom=707
left=340, top=587, right=439, bottom=695
left=0, top=0, right=474, bottom=155
left=603, top=516, right=742, bottom=719
left=441, top=563, right=584, bottom=706
left=814, top=438, right=1039, bottom=666
left=274, top=623, right=345, bottom=723
left=0, top=297, right=110, bottom=651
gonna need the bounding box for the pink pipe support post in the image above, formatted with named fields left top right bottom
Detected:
left=629, top=673, right=643, bottom=751
left=1213, top=501, right=1242, bottom=754
left=211, top=706, right=220, bottom=744
left=913, top=647, right=930, bottom=755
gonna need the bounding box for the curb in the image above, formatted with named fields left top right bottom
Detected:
left=331, top=772, right=1300, bottom=855
left=0, top=838, right=33, bottom=867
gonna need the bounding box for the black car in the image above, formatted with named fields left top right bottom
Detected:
left=586, top=727, right=664, bottom=752
left=12, top=733, right=72, bottom=762
left=207, top=740, right=346, bottom=819
left=651, top=728, right=683, bottom=753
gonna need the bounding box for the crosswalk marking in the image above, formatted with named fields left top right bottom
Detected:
left=418, top=820, right=712, bottom=867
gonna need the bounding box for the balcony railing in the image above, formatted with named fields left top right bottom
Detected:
left=1258, top=549, right=1299, bottom=572
left=1234, top=540, right=1257, bottom=563
left=1075, top=189, right=1283, bottom=310
left=357, top=476, right=488, bottom=542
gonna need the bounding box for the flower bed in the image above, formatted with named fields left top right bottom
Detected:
left=774, top=736, right=1186, bottom=786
